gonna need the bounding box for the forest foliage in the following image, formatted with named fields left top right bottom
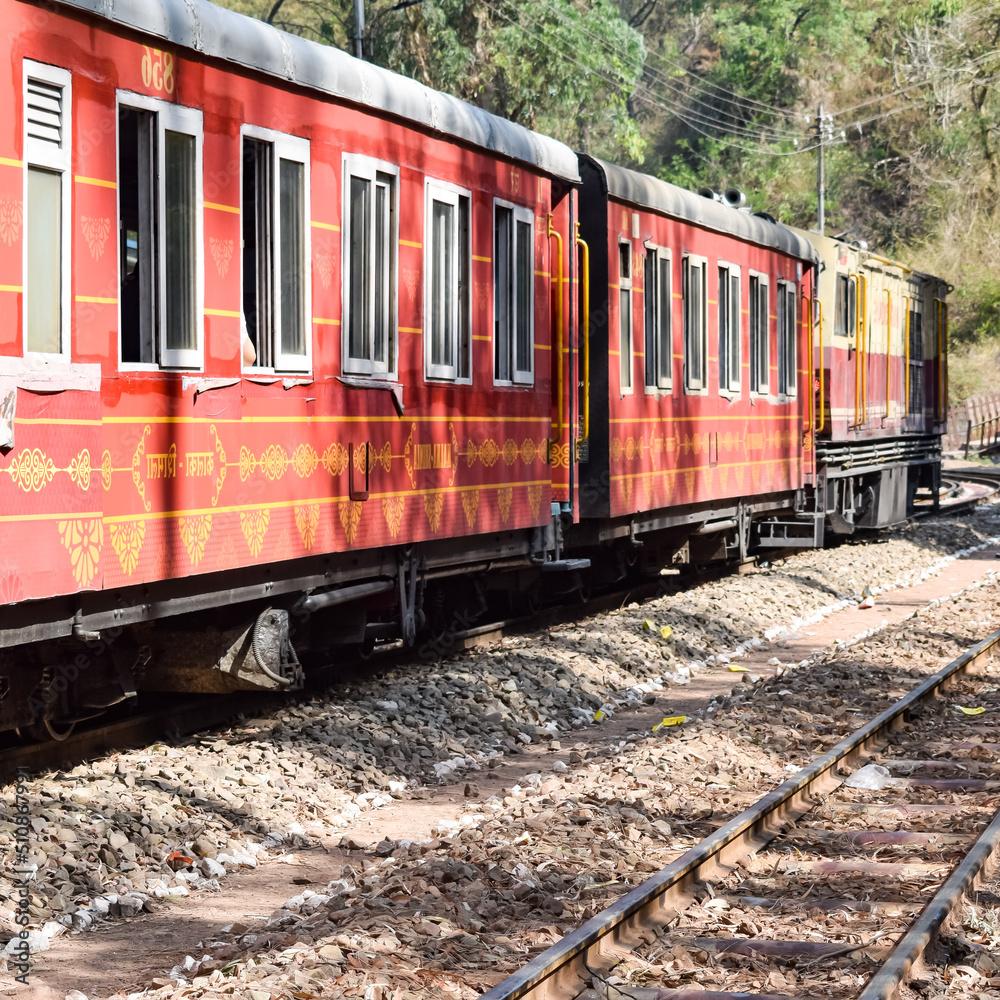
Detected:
left=220, top=0, right=1000, bottom=402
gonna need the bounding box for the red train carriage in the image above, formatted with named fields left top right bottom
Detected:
left=573, top=158, right=819, bottom=568
left=801, top=231, right=948, bottom=532
left=0, top=0, right=583, bottom=735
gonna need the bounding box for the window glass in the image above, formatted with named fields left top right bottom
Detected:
left=164, top=130, right=196, bottom=354
left=777, top=283, right=797, bottom=396
left=657, top=255, right=672, bottom=388
left=374, top=181, right=389, bottom=367
left=619, top=242, right=632, bottom=392
left=644, top=253, right=655, bottom=388
left=26, top=167, right=61, bottom=353
left=425, top=184, right=470, bottom=382
left=683, top=258, right=706, bottom=389
left=242, top=138, right=272, bottom=366
left=515, top=219, right=532, bottom=376
left=494, top=207, right=511, bottom=382
left=749, top=275, right=769, bottom=393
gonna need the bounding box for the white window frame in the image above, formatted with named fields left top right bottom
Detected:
left=618, top=239, right=633, bottom=395
left=341, top=152, right=397, bottom=379
left=23, top=60, right=72, bottom=360
left=718, top=261, right=742, bottom=396
left=777, top=279, right=798, bottom=398
left=682, top=253, right=708, bottom=393
left=240, top=123, right=311, bottom=374
left=643, top=244, right=672, bottom=393
left=424, top=179, right=472, bottom=384
left=748, top=270, right=770, bottom=397
left=492, top=198, right=534, bottom=386
left=116, top=90, right=204, bottom=371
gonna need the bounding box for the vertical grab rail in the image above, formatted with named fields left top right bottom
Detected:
left=858, top=274, right=868, bottom=426
left=815, top=298, right=825, bottom=433
left=884, top=289, right=892, bottom=419
left=935, top=298, right=948, bottom=422
left=547, top=214, right=564, bottom=455
left=574, top=221, right=590, bottom=455
left=903, top=295, right=911, bottom=419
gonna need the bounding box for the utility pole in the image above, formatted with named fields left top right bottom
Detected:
left=354, top=0, right=365, bottom=59
left=816, top=103, right=824, bottom=236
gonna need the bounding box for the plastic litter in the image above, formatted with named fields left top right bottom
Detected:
left=652, top=715, right=687, bottom=731
left=660, top=625, right=673, bottom=639
left=844, top=763, right=895, bottom=789
left=958, top=706, right=986, bottom=715
left=858, top=584, right=875, bottom=609
left=727, top=664, right=748, bottom=672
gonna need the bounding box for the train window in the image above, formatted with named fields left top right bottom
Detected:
left=24, top=62, right=71, bottom=357
left=493, top=200, right=534, bottom=385
left=343, top=154, right=397, bottom=378
left=749, top=273, right=769, bottom=394
left=243, top=128, right=311, bottom=372
left=425, top=181, right=471, bottom=383
left=643, top=247, right=671, bottom=391
left=718, top=264, right=741, bottom=394
left=834, top=275, right=857, bottom=339
left=118, top=94, right=203, bottom=368
left=619, top=241, right=632, bottom=393
left=777, top=281, right=797, bottom=397
left=908, top=292, right=924, bottom=414
left=682, top=255, right=707, bottom=391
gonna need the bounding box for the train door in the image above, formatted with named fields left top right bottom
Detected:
left=905, top=282, right=924, bottom=427
left=833, top=271, right=859, bottom=429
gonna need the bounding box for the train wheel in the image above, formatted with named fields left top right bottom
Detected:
left=18, top=718, right=77, bottom=742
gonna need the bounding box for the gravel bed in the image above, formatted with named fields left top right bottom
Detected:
left=1, top=511, right=999, bottom=996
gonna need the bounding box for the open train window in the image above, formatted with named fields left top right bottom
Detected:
left=24, top=61, right=71, bottom=358
left=718, top=263, right=741, bottom=394
left=343, top=154, right=396, bottom=378
left=619, top=240, right=633, bottom=393
left=118, top=94, right=203, bottom=368
left=240, top=127, right=310, bottom=372
left=777, top=281, right=797, bottom=397
left=425, top=181, right=471, bottom=383
left=682, top=255, right=707, bottom=391
left=643, top=247, right=672, bottom=392
left=749, top=273, right=769, bottom=395
left=493, top=200, right=533, bottom=385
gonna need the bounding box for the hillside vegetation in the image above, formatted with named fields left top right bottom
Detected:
left=219, top=0, right=1000, bottom=403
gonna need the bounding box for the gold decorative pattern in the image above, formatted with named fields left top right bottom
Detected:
left=610, top=438, right=623, bottom=462
left=461, top=489, right=479, bottom=529
left=240, top=509, right=271, bottom=558
left=81, top=216, right=111, bottom=259
left=295, top=504, right=320, bottom=550
left=68, top=449, right=92, bottom=492
left=260, top=444, right=288, bottom=481
left=179, top=514, right=212, bottom=567
left=239, top=446, right=256, bottom=482
left=372, top=441, right=391, bottom=473
left=109, top=520, right=145, bottom=577
left=0, top=198, right=22, bottom=247
left=622, top=476, right=634, bottom=509
left=338, top=501, right=363, bottom=545
left=424, top=493, right=443, bottom=532
left=402, top=268, right=419, bottom=302
left=58, top=518, right=103, bottom=589
left=132, top=425, right=152, bottom=512
left=101, top=451, right=113, bottom=492
left=315, top=252, right=335, bottom=290
left=211, top=425, right=227, bottom=506
left=549, top=441, right=569, bottom=469
left=404, top=425, right=416, bottom=487
left=382, top=496, right=405, bottom=538
left=209, top=236, right=234, bottom=277
left=521, top=438, right=537, bottom=464
left=497, top=486, right=512, bottom=524
left=684, top=468, right=696, bottom=496
left=502, top=439, right=519, bottom=465
left=528, top=484, right=544, bottom=519
left=5, top=448, right=57, bottom=492
left=291, top=443, right=319, bottom=478
left=322, top=442, right=349, bottom=477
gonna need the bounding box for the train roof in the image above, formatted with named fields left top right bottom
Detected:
left=54, top=0, right=581, bottom=184
left=583, top=156, right=818, bottom=264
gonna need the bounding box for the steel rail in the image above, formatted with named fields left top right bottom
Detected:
left=479, top=627, right=1000, bottom=1000
left=858, top=801, right=1000, bottom=1000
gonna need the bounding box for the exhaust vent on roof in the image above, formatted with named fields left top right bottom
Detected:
left=26, top=78, right=64, bottom=150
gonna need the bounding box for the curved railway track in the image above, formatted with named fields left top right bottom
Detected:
left=480, top=629, right=1000, bottom=1000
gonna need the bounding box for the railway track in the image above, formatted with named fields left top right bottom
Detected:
left=481, top=628, right=1000, bottom=1000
